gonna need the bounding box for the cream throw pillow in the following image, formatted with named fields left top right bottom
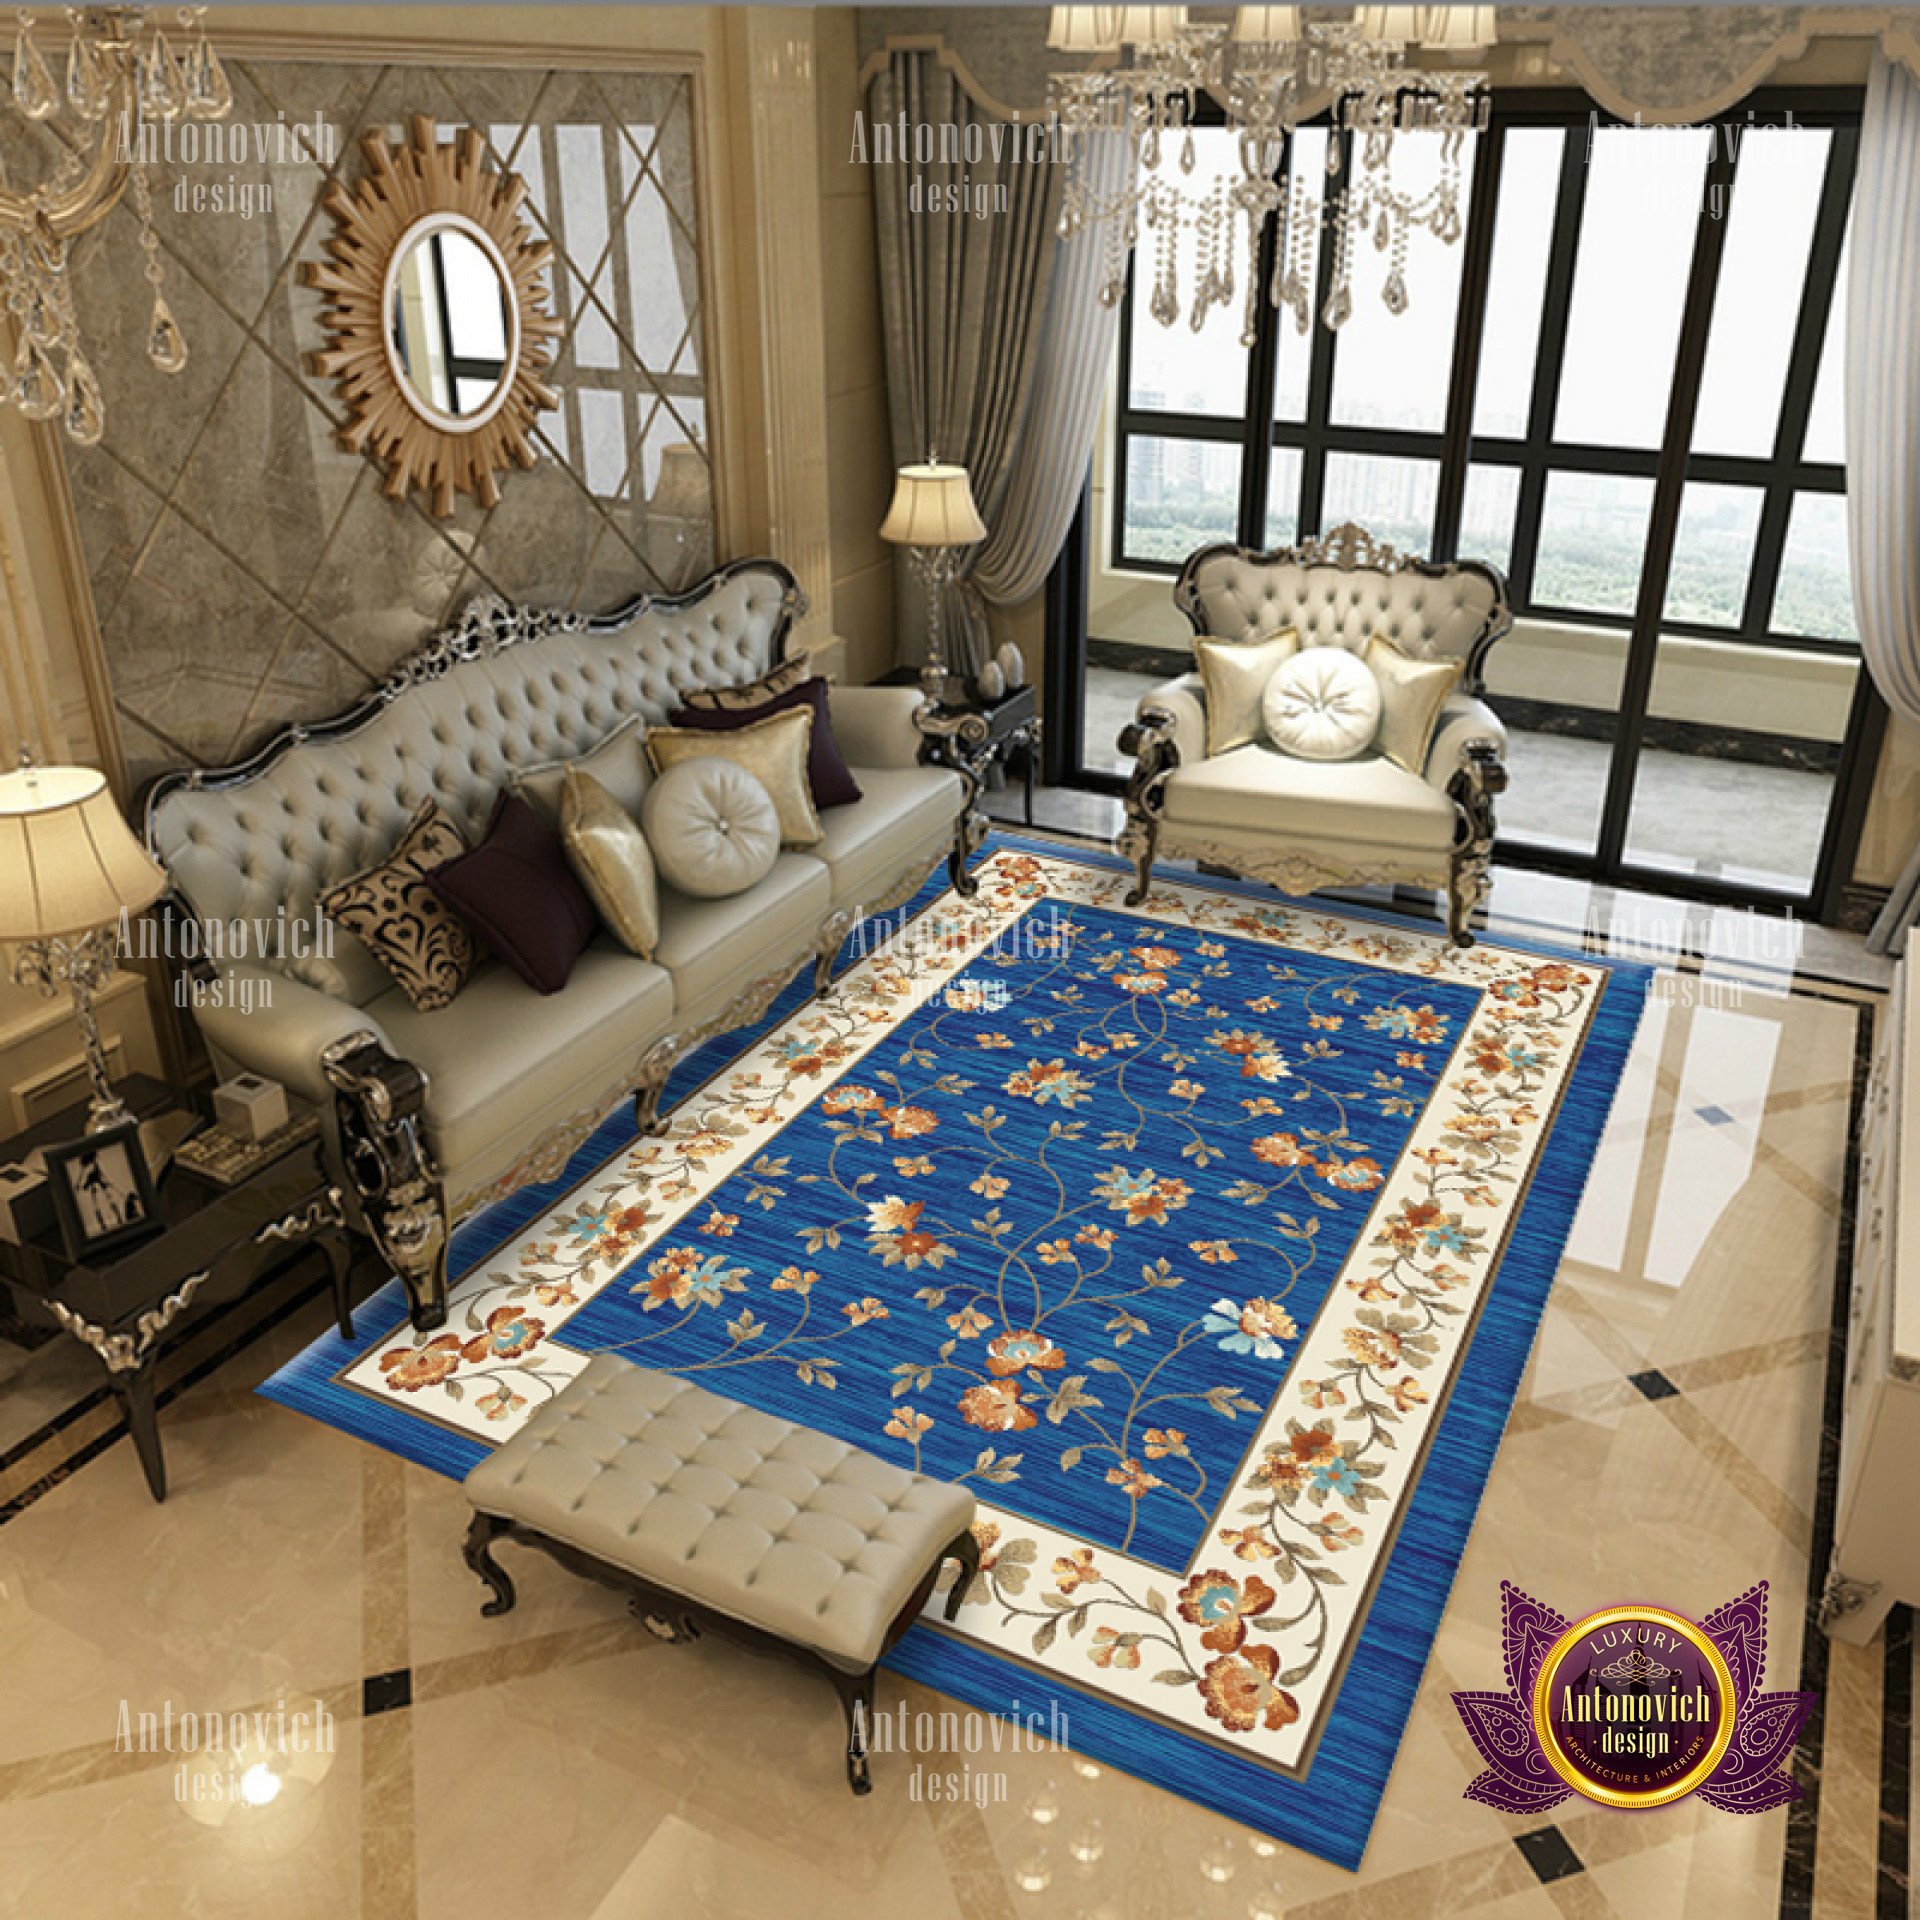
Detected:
left=1366, top=636, right=1463, bottom=775
left=512, top=714, right=652, bottom=821
left=1262, top=646, right=1383, bottom=761
left=560, top=767, right=659, bottom=957
left=1194, top=629, right=1298, bottom=756
left=645, top=704, right=822, bottom=847
left=641, top=758, right=782, bottom=898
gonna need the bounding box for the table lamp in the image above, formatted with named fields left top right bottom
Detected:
left=0, top=757, right=168, bottom=1131
left=879, top=459, right=987, bottom=700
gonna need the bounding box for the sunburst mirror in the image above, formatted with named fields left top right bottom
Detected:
left=303, top=116, right=561, bottom=517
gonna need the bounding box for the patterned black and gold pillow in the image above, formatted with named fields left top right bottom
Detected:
left=680, top=653, right=811, bottom=713
left=320, top=800, right=478, bottom=1011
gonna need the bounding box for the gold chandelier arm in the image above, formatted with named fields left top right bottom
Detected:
left=0, top=65, right=135, bottom=241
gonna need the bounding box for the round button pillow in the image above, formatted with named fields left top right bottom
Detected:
left=1262, top=645, right=1383, bottom=761
left=640, top=756, right=781, bottom=899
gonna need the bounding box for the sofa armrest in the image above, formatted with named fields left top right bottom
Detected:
left=1423, top=693, right=1509, bottom=790
left=1122, top=672, right=1205, bottom=770
left=828, top=685, right=927, bottom=769
left=184, top=963, right=399, bottom=1105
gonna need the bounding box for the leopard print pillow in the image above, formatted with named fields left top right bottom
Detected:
left=680, top=653, right=811, bottom=712
left=320, top=800, right=478, bottom=1011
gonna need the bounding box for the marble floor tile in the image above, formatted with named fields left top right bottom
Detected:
left=0, top=849, right=1897, bottom=1917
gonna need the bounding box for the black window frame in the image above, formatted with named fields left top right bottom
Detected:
left=1075, top=85, right=1884, bottom=920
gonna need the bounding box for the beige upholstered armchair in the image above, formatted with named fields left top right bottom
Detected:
left=1115, top=524, right=1512, bottom=947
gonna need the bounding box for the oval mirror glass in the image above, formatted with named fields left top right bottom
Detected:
left=386, top=218, right=518, bottom=431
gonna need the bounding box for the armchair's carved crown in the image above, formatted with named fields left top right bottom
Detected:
left=1172, top=521, right=1512, bottom=697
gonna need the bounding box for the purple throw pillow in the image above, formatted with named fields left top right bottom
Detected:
left=426, top=791, right=599, bottom=994
left=669, top=676, right=862, bottom=810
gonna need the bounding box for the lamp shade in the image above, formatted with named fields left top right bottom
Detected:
left=1355, top=6, right=1426, bottom=39
left=1115, top=5, right=1188, bottom=44
left=1232, top=6, right=1302, bottom=42
left=1047, top=6, right=1123, bottom=52
left=880, top=464, right=987, bottom=548
left=651, top=442, right=711, bottom=522
left=0, top=764, right=167, bottom=941
left=1423, top=5, right=1496, bottom=49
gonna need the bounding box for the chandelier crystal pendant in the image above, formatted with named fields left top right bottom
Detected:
left=1048, top=5, right=1492, bottom=345
left=1, top=6, right=230, bottom=446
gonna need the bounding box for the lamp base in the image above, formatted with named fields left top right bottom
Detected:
left=10, top=929, right=134, bottom=1135
left=85, top=1085, right=138, bottom=1134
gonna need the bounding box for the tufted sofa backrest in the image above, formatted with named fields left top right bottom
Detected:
left=145, top=561, right=798, bottom=996
left=1176, top=533, right=1508, bottom=693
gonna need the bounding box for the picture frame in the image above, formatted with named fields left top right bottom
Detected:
left=42, top=1121, right=162, bottom=1262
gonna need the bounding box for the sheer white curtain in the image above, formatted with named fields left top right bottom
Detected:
left=1849, top=56, right=1920, bottom=950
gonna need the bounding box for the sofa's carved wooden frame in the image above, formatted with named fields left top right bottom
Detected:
left=140, top=560, right=967, bottom=1332
left=1117, top=523, right=1512, bottom=949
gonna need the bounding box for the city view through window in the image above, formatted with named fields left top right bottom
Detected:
left=1088, top=105, right=1867, bottom=904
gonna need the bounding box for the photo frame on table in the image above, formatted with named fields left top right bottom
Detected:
left=42, top=1121, right=161, bottom=1262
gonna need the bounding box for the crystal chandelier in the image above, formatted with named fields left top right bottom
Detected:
left=1049, top=6, right=1493, bottom=346
left=2, top=6, right=231, bottom=445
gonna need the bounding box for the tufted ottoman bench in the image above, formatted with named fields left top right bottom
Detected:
left=461, top=1352, right=980, bottom=1791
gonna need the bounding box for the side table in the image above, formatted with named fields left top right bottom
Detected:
left=0, top=1087, right=353, bottom=1501
left=885, top=668, right=1041, bottom=897
left=883, top=667, right=1041, bottom=827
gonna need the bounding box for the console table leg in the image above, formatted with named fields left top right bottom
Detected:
left=115, top=1366, right=167, bottom=1503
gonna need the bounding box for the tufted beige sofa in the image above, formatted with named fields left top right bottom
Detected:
left=143, top=560, right=966, bottom=1329
left=1117, top=524, right=1512, bottom=947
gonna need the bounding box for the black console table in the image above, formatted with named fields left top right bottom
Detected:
left=0, top=1078, right=353, bottom=1501
left=880, top=667, right=1041, bottom=827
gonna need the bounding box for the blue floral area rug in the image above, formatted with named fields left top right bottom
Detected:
left=264, top=836, right=1650, bottom=1868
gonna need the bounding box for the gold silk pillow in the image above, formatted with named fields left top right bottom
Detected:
left=319, top=800, right=478, bottom=1011
left=1194, top=628, right=1299, bottom=756
left=560, top=767, right=659, bottom=959
left=644, top=704, right=822, bottom=848
left=1365, top=636, right=1464, bottom=775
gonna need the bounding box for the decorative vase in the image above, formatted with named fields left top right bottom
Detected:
left=995, top=641, right=1028, bottom=690
left=974, top=659, right=1006, bottom=702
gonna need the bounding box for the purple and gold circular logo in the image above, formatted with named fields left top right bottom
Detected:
left=1529, top=1604, right=1737, bottom=1808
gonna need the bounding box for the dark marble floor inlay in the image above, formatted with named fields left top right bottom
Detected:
left=362, top=1668, right=413, bottom=1717
left=1514, top=1824, right=1586, bottom=1884
left=1629, top=1368, right=1682, bottom=1402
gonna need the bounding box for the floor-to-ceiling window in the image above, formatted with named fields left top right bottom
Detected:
left=1057, top=90, right=1880, bottom=919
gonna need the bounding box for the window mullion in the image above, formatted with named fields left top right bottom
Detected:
left=1593, top=130, right=1742, bottom=873
left=1749, top=123, right=1859, bottom=636
left=1239, top=136, right=1288, bottom=546
left=1296, top=127, right=1345, bottom=540
left=1431, top=119, right=1505, bottom=560
left=1506, top=128, right=1591, bottom=608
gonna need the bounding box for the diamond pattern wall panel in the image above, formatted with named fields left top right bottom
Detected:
left=56, top=58, right=713, bottom=788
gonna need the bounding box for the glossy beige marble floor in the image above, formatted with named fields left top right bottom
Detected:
left=0, top=870, right=1901, bottom=1920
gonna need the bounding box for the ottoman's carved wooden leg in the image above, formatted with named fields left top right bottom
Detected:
left=463, top=1512, right=517, bottom=1617
left=834, top=1665, right=877, bottom=1795
left=944, top=1525, right=982, bottom=1621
